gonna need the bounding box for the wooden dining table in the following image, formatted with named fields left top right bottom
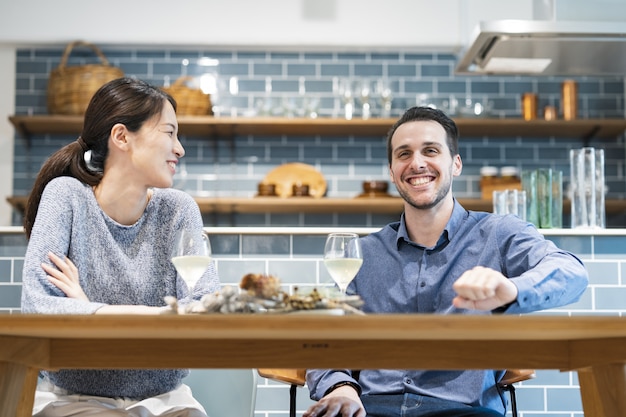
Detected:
left=1, top=314, right=624, bottom=417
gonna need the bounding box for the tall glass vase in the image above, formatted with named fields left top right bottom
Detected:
left=570, top=147, right=605, bottom=229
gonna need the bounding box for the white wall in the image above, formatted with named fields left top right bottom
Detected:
left=0, top=0, right=532, bottom=49
left=0, top=48, right=15, bottom=227
left=0, top=0, right=533, bottom=226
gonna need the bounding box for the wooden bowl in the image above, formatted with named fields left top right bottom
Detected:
left=362, top=181, right=389, bottom=193
left=358, top=180, right=391, bottom=198
left=257, top=183, right=278, bottom=197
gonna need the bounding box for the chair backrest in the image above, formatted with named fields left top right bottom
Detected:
left=499, top=369, right=536, bottom=386
left=184, top=369, right=257, bottom=417
left=257, top=368, right=306, bottom=386
left=258, top=368, right=536, bottom=387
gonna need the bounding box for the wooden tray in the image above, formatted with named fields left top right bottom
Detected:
left=262, top=163, right=327, bottom=198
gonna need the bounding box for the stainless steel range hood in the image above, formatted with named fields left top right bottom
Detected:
left=455, top=1, right=626, bottom=76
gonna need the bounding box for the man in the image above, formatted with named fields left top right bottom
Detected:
left=304, top=107, right=588, bottom=417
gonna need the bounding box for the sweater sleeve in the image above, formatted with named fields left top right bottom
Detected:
left=21, top=179, right=107, bottom=314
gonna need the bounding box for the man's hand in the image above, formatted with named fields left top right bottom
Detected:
left=42, top=252, right=89, bottom=301
left=452, top=266, right=518, bottom=311
left=302, top=385, right=366, bottom=417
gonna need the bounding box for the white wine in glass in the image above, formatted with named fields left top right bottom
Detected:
left=323, top=232, right=363, bottom=295
left=171, top=229, right=212, bottom=291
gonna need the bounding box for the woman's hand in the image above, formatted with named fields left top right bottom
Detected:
left=42, top=252, right=89, bottom=301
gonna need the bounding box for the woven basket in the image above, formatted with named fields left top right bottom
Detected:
left=47, top=41, right=124, bottom=115
left=163, top=76, right=213, bottom=116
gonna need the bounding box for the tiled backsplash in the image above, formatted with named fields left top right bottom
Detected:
left=1, top=227, right=624, bottom=417
left=12, top=46, right=626, bottom=227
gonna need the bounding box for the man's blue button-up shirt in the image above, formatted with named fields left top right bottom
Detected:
left=307, top=200, right=588, bottom=413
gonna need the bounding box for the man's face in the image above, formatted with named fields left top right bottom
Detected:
left=388, top=120, right=462, bottom=210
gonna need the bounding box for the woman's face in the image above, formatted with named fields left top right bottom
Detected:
left=128, top=100, right=184, bottom=189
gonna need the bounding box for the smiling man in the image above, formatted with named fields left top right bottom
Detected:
left=304, top=106, right=589, bottom=417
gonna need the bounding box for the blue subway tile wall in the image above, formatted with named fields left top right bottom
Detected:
left=1, top=228, right=624, bottom=417
left=11, top=46, right=626, bottom=227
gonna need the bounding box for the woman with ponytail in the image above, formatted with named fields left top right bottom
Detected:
left=22, top=77, right=219, bottom=416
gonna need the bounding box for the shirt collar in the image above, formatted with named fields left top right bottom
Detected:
left=395, top=198, right=469, bottom=250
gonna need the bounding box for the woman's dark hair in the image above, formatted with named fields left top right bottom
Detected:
left=386, top=106, right=459, bottom=164
left=23, top=77, right=177, bottom=238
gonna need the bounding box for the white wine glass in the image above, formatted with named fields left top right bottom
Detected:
left=171, top=229, right=212, bottom=292
left=323, top=232, right=363, bottom=296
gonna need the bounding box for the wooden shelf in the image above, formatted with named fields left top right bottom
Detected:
left=7, top=195, right=626, bottom=216
left=9, top=115, right=626, bottom=140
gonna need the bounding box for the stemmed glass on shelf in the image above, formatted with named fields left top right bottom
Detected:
left=376, top=79, right=393, bottom=118
left=336, top=78, right=354, bottom=120
left=171, top=229, right=212, bottom=292
left=355, top=79, right=372, bottom=120
left=323, top=232, right=363, bottom=296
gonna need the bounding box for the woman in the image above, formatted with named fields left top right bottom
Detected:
left=21, top=77, right=220, bottom=416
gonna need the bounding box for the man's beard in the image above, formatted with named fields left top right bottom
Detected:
left=397, top=176, right=452, bottom=210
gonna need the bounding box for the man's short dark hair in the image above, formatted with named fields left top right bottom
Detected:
left=386, top=106, right=459, bottom=164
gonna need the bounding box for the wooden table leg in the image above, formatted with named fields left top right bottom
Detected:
left=0, top=361, right=39, bottom=417
left=578, top=364, right=626, bottom=417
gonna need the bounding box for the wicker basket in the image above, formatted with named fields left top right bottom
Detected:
left=47, top=41, right=124, bottom=115
left=162, top=76, right=213, bottom=116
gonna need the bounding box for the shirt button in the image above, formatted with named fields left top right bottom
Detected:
left=405, top=378, right=412, bottom=384
left=420, top=282, right=426, bottom=287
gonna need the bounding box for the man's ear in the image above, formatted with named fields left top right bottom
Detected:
left=110, top=123, right=129, bottom=151
left=388, top=164, right=396, bottom=185
left=452, top=154, right=463, bottom=177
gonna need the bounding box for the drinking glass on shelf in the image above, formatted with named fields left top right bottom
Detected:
left=336, top=78, right=354, bottom=120
left=376, top=79, right=393, bottom=118
left=323, top=232, right=363, bottom=295
left=171, top=229, right=212, bottom=292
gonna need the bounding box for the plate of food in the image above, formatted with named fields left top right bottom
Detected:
left=162, top=273, right=363, bottom=315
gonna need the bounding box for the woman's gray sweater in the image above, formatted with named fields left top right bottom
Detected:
left=22, top=176, right=221, bottom=399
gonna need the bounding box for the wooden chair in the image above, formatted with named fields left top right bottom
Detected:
left=258, top=368, right=535, bottom=417
left=258, top=369, right=306, bottom=417
left=498, top=369, right=536, bottom=417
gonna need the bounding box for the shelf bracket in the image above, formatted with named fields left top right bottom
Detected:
left=582, top=125, right=601, bottom=147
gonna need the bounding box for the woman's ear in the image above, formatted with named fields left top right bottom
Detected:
left=109, top=123, right=129, bottom=151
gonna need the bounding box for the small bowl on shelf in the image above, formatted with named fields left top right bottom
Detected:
left=257, top=183, right=278, bottom=197
left=291, top=183, right=311, bottom=197
left=357, top=180, right=392, bottom=198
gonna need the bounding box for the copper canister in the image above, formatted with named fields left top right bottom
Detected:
left=561, top=80, right=578, bottom=120
left=544, top=106, right=557, bottom=121
left=522, top=93, right=538, bottom=121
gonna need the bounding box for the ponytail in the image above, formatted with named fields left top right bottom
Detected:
left=23, top=139, right=102, bottom=239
